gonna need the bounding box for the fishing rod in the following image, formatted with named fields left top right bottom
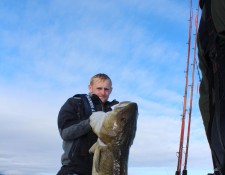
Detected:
left=182, top=4, right=200, bottom=175
left=175, top=0, right=193, bottom=174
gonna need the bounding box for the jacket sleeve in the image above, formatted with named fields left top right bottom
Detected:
left=57, top=97, right=92, bottom=141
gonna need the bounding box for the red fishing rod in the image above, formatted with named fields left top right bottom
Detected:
left=182, top=4, right=200, bottom=175
left=175, top=0, right=193, bottom=175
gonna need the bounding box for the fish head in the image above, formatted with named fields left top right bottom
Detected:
left=99, top=101, right=138, bottom=147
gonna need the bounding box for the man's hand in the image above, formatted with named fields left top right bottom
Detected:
left=89, top=111, right=107, bottom=136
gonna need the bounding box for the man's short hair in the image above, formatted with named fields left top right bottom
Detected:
left=90, top=73, right=112, bottom=85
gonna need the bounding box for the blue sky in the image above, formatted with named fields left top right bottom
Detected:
left=0, top=0, right=213, bottom=175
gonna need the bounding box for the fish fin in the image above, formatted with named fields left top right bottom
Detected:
left=95, top=145, right=101, bottom=172
left=89, top=142, right=97, bottom=153
left=92, top=139, right=107, bottom=173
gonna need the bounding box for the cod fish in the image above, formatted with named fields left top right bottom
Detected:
left=89, top=101, right=138, bottom=175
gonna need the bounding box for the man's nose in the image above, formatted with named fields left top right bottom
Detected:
left=100, top=89, right=106, bottom=95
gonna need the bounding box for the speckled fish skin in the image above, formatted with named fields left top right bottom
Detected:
left=89, top=101, right=138, bottom=175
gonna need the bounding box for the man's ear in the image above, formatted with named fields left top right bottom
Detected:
left=88, top=84, right=92, bottom=93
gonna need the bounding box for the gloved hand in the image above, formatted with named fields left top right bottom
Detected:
left=89, top=111, right=107, bottom=137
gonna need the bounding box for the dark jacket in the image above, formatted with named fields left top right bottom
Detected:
left=57, top=94, right=118, bottom=175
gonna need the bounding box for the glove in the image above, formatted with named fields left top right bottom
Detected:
left=90, top=111, right=107, bottom=137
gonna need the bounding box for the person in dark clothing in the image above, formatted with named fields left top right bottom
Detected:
left=197, top=0, right=225, bottom=174
left=57, top=73, right=119, bottom=175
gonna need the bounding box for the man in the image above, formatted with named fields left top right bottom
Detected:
left=197, top=0, right=225, bottom=174
left=57, top=73, right=119, bottom=175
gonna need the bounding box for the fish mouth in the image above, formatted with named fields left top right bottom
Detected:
left=99, top=101, right=138, bottom=147
left=119, top=102, right=138, bottom=119
left=114, top=101, right=138, bottom=112
left=114, top=102, right=138, bottom=146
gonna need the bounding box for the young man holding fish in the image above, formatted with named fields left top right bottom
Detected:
left=56, top=73, right=118, bottom=175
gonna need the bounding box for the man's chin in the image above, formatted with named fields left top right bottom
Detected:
left=100, top=98, right=107, bottom=103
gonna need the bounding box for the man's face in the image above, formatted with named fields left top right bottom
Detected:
left=88, top=79, right=112, bottom=103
